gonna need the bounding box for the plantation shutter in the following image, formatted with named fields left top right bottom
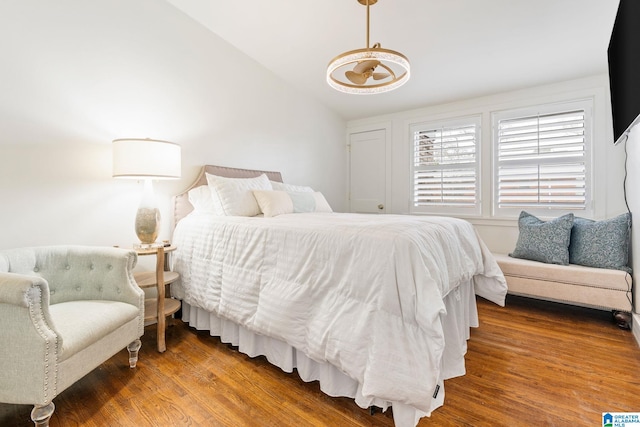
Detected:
left=411, top=117, right=480, bottom=215
left=496, top=109, right=587, bottom=211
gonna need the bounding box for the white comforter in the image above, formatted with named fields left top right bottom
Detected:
left=172, top=212, right=507, bottom=414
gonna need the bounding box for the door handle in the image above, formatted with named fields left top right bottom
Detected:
left=377, top=204, right=384, bottom=210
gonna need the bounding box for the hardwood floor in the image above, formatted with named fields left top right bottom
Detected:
left=1, top=295, right=638, bottom=426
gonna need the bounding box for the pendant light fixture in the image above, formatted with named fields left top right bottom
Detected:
left=327, top=0, right=410, bottom=94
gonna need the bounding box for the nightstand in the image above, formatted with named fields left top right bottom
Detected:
left=133, top=245, right=180, bottom=353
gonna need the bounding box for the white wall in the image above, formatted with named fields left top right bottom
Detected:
left=624, top=126, right=640, bottom=336
left=347, top=74, right=628, bottom=254
left=0, top=0, right=346, bottom=252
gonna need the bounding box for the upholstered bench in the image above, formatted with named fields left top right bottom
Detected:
left=494, top=253, right=632, bottom=326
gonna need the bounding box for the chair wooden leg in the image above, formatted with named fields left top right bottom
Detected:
left=127, top=339, right=142, bottom=368
left=31, top=402, right=54, bottom=427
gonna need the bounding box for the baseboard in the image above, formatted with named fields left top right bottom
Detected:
left=633, top=313, right=640, bottom=347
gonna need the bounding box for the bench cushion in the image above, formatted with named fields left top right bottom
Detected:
left=494, top=253, right=632, bottom=312
left=494, top=254, right=629, bottom=291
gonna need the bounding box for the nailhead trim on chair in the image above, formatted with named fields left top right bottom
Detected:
left=28, top=285, right=58, bottom=403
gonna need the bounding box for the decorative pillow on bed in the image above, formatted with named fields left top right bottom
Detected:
left=569, top=213, right=631, bottom=271
left=252, top=190, right=333, bottom=217
left=270, top=181, right=314, bottom=193
left=509, top=211, right=574, bottom=265
left=205, top=173, right=272, bottom=216
left=188, top=186, right=217, bottom=213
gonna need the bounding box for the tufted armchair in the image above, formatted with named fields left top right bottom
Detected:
left=0, top=245, right=145, bottom=426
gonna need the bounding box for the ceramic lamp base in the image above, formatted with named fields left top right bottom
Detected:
left=135, top=206, right=160, bottom=244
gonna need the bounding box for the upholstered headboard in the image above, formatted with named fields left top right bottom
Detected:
left=172, top=165, right=283, bottom=227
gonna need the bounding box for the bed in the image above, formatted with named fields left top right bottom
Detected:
left=170, top=165, right=508, bottom=427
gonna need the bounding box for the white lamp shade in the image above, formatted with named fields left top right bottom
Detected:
left=112, top=138, right=181, bottom=179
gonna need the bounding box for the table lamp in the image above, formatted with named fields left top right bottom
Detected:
left=112, top=138, right=181, bottom=247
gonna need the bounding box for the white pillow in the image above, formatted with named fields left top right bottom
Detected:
left=205, top=173, right=272, bottom=216
left=187, top=186, right=217, bottom=213
left=252, top=190, right=333, bottom=218
left=270, top=181, right=314, bottom=193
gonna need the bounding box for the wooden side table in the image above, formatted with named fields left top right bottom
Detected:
left=133, top=245, right=181, bottom=353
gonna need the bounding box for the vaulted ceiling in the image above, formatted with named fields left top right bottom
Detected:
left=167, top=0, right=620, bottom=120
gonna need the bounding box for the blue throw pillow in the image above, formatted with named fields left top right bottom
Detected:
left=569, top=213, right=631, bottom=272
left=510, top=211, right=574, bottom=265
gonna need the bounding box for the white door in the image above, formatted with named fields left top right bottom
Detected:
left=349, top=129, right=387, bottom=213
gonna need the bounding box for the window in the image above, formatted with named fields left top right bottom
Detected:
left=492, top=100, right=592, bottom=218
left=410, top=116, right=481, bottom=216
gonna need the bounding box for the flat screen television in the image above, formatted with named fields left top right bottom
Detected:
left=608, top=0, right=640, bottom=145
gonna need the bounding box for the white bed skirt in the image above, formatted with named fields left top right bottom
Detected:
left=178, top=280, right=479, bottom=427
